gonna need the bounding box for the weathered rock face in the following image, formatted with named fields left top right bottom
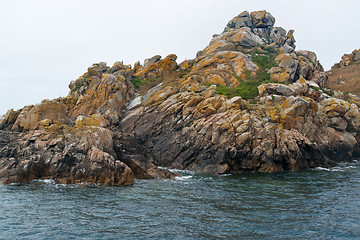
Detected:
left=0, top=60, right=179, bottom=185
left=196, top=10, right=324, bottom=87
left=0, top=128, right=135, bottom=185
left=119, top=76, right=360, bottom=174
left=1, top=10, right=359, bottom=184
left=327, top=49, right=360, bottom=95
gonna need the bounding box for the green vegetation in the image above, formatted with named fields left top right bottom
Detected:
left=309, top=59, right=316, bottom=67
left=259, top=45, right=277, bottom=53
left=130, top=76, right=148, bottom=90
left=213, top=48, right=278, bottom=100
left=250, top=51, right=277, bottom=82
left=322, top=88, right=334, bottom=96
left=130, top=76, right=163, bottom=91
left=309, top=86, right=320, bottom=91
left=309, top=85, right=334, bottom=96
left=214, top=80, right=260, bottom=99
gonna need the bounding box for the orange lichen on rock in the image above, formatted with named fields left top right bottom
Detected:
left=135, top=54, right=178, bottom=79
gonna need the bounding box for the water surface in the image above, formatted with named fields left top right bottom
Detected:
left=1, top=161, right=360, bottom=239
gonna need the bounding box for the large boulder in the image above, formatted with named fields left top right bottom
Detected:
left=250, top=10, right=275, bottom=28
left=224, top=11, right=252, bottom=30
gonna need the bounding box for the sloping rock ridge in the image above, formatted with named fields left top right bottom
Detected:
left=1, top=10, right=360, bottom=185
left=327, top=49, right=360, bottom=95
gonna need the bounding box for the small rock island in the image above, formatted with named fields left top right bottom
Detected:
left=1, top=10, right=360, bottom=185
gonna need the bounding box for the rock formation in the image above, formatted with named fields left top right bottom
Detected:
left=1, top=10, right=360, bottom=185
left=327, top=49, right=360, bottom=95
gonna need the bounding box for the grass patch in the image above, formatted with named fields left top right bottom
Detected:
left=251, top=52, right=277, bottom=82
left=213, top=48, right=278, bottom=100
left=130, top=76, right=148, bottom=90
left=259, top=45, right=277, bottom=53
left=130, top=76, right=164, bottom=94
left=215, top=80, right=260, bottom=99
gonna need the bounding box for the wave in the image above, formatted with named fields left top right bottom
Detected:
left=31, top=179, right=56, bottom=184
left=174, top=175, right=193, bottom=181
left=314, top=160, right=359, bottom=172
left=157, top=166, right=196, bottom=176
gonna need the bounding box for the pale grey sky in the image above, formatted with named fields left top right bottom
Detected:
left=0, top=0, right=359, bottom=115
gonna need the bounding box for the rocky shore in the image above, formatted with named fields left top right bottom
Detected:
left=1, top=10, right=360, bottom=185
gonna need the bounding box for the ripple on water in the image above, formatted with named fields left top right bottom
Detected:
left=0, top=161, right=360, bottom=239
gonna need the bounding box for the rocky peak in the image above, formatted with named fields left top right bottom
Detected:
left=338, top=49, right=360, bottom=68
left=221, top=10, right=295, bottom=54
left=194, top=10, right=325, bottom=87
left=224, top=10, right=275, bottom=31
left=250, top=10, right=276, bottom=28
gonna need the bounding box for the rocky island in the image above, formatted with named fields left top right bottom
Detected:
left=1, top=10, right=360, bottom=185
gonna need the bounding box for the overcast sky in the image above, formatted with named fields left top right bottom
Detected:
left=0, top=0, right=359, bottom=116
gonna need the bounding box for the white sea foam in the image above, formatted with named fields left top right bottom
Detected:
left=220, top=174, right=232, bottom=177
left=314, top=160, right=359, bottom=172
left=32, top=179, right=56, bottom=184
left=175, top=175, right=193, bottom=180
left=328, top=167, right=345, bottom=172
left=157, top=166, right=195, bottom=176
left=314, top=166, right=345, bottom=172
left=314, top=167, right=331, bottom=171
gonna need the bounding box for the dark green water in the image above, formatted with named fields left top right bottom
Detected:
left=1, top=161, right=360, bottom=239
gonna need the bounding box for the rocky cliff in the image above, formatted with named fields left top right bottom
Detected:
left=327, top=49, right=360, bottom=95
left=1, top=10, right=360, bottom=185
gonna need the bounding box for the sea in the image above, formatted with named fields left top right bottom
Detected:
left=1, top=161, right=360, bottom=239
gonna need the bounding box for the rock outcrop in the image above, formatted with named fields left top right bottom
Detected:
left=327, top=49, right=360, bottom=95
left=0, top=61, right=179, bottom=185
left=1, top=10, right=360, bottom=185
